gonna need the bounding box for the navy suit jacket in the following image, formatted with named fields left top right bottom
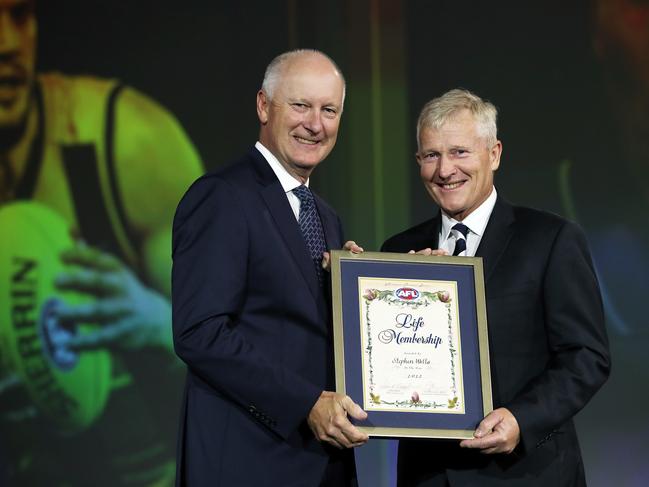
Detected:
left=171, top=148, right=344, bottom=486
left=382, top=196, right=611, bottom=487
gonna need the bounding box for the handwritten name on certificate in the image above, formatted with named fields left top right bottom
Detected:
left=358, top=278, right=465, bottom=414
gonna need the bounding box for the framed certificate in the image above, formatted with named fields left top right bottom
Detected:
left=330, top=251, right=492, bottom=439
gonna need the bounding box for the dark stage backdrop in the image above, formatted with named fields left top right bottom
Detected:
left=1, top=1, right=646, bottom=486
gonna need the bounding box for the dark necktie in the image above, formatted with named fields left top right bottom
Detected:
left=451, top=223, right=469, bottom=256
left=293, top=185, right=327, bottom=284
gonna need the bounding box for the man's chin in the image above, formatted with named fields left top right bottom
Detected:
left=293, top=154, right=328, bottom=170
left=433, top=198, right=468, bottom=219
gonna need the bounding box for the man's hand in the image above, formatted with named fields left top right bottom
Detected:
left=322, top=240, right=364, bottom=272
left=342, top=240, right=364, bottom=254
left=54, top=244, right=172, bottom=353
left=459, top=407, right=520, bottom=454
left=307, top=391, right=369, bottom=449
left=408, top=248, right=448, bottom=256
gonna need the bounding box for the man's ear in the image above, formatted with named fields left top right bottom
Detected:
left=257, top=90, right=269, bottom=124
left=490, top=140, right=503, bottom=171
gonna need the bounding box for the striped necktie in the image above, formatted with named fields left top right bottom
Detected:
left=451, top=223, right=469, bottom=256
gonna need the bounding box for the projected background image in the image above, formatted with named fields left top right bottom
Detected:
left=1, top=1, right=646, bottom=486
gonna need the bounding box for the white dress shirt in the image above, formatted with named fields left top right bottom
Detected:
left=439, top=188, right=498, bottom=257
left=255, top=141, right=306, bottom=221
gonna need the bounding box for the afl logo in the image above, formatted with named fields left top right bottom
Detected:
left=395, top=288, right=420, bottom=301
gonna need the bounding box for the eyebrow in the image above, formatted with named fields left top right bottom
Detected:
left=288, top=97, right=341, bottom=108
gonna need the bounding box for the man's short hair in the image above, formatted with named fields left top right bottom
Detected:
left=417, top=89, right=498, bottom=148
left=261, top=49, right=346, bottom=105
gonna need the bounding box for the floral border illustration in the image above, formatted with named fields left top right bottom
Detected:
left=362, top=288, right=460, bottom=410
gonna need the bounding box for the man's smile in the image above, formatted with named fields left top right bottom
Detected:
left=436, top=181, right=466, bottom=190
left=293, top=135, right=321, bottom=145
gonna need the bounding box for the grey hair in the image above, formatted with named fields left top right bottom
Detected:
left=261, top=49, right=346, bottom=105
left=416, top=89, right=498, bottom=148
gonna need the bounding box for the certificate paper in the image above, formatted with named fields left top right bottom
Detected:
left=331, top=251, right=492, bottom=439
left=359, top=278, right=464, bottom=414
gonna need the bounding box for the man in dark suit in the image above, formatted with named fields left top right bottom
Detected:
left=382, top=89, right=610, bottom=486
left=171, top=50, right=368, bottom=486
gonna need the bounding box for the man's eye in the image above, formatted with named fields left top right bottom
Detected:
left=422, top=153, right=438, bottom=161
left=10, top=2, right=34, bottom=25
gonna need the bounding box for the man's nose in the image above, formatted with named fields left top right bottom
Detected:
left=302, top=109, right=323, bottom=133
left=437, top=154, right=456, bottom=178
left=0, top=13, right=20, bottom=55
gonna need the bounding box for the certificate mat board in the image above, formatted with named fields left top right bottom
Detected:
left=331, top=251, right=492, bottom=439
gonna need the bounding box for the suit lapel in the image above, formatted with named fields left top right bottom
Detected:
left=251, top=149, right=321, bottom=302
left=475, top=197, right=515, bottom=282
left=314, top=196, right=340, bottom=251
left=313, top=195, right=339, bottom=319
left=430, top=216, right=441, bottom=249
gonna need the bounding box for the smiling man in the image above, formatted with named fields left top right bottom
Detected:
left=172, top=50, right=367, bottom=487
left=382, top=89, right=610, bottom=486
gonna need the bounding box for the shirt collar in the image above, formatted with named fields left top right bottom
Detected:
left=440, top=187, right=497, bottom=240
left=255, top=141, right=308, bottom=192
